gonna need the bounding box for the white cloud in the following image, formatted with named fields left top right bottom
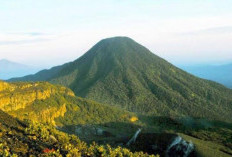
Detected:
left=0, top=32, right=57, bottom=45
left=0, top=15, right=232, bottom=67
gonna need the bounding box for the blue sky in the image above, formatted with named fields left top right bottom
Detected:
left=0, top=0, right=232, bottom=67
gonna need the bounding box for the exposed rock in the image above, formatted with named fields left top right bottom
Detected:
left=166, top=136, right=194, bottom=157
left=127, top=128, right=141, bottom=146
left=0, top=81, right=75, bottom=125
left=130, top=133, right=195, bottom=157
left=37, top=103, right=67, bottom=125
left=0, top=81, right=74, bottom=112
left=96, top=128, right=104, bottom=136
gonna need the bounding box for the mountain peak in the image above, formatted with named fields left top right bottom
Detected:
left=83, top=36, right=151, bottom=59
left=0, top=59, right=41, bottom=80
left=97, top=36, right=140, bottom=48
left=0, top=59, right=24, bottom=65
left=0, top=59, right=11, bottom=63
left=100, top=36, right=134, bottom=42
left=9, top=37, right=232, bottom=122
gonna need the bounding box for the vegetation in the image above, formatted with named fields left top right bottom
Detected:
left=144, top=116, right=232, bottom=157
left=9, top=37, right=232, bottom=122
left=56, top=95, right=136, bottom=125
left=0, top=80, right=142, bottom=149
left=0, top=110, right=158, bottom=157
left=0, top=82, right=231, bottom=157
left=4, top=37, right=232, bottom=156
left=0, top=81, right=74, bottom=125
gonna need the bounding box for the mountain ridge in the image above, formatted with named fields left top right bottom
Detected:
left=0, top=59, right=41, bottom=80
left=9, top=36, right=232, bottom=122
left=0, top=80, right=136, bottom=128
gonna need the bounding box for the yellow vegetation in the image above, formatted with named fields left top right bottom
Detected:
left=130, top=116, right=138, bottom=122
left=0, top=81, right=74, bottom=112
left=0, top=81, right=75, bottom=125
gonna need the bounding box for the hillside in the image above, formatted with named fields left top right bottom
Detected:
left=1, top=81, right=232, bottom=156
left=10, top=37, right=232, bottom=122
left=0, top=109, right=156, bottom=156
left=0, top=80, right=138, bottom=138
left=0, top=80, right=75, bottom=125
left=0, top=59, right=40, bottom=80
left=180, top=64, right=232, bottom=88
left=0, top=81, right=167, bottom=156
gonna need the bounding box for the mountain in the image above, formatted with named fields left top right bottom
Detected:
left=9, top=37, right=232, bottom=122
left=0, top=59, right=41, bottom=80
left=179, top=64, right=232, bottom=88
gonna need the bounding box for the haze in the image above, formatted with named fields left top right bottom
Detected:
left=0, top=0, right=232, bottom=68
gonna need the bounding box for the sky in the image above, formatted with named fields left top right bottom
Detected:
left=0, top=0, right=232, bottom=68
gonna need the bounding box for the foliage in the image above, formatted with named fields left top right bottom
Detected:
left=144, top=115, right=232, bottom=157
left=0, top=110, right=158, bottom=156
left=4, top=37, right=232, bottom=156
left=0, top=142, right=18, bottom=157
left=9, top=37, right=232, bottom=122
left=56, top=96, right=135, bottom=126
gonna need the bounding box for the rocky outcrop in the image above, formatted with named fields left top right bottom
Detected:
left=0, top=81, right=74, bottom=112
left=130, top=133, right=195, bottom=157
left=36, top=103, right=67, bottom=125
left=166, top=136, right=194, bottom=157
left=0, top=81, right=76, bottom=126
